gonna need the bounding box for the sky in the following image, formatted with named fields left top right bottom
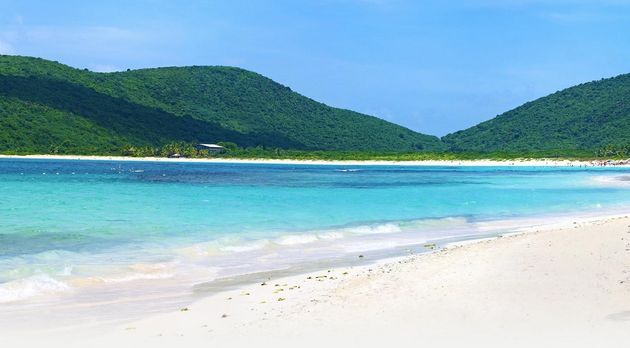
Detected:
left=1, top=0, right=630, bottom=136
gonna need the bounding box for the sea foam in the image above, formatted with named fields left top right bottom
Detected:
left=97, top=263, right=176, bottom=283
left=591, top=175, right=630, bottom=187
left=219, top=239, right=271, bottom=252
left=0, top=275, right=70, bottom=303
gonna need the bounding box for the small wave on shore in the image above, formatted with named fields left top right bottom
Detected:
left=95, top=263, right=176, bottom=284
left=0, top=210, right=620, bottom=306
left=178, top=217, right=470, bottom=258
left=0, top=275, right=71, bottom=303
left=591, top=175, right=630, bottom=187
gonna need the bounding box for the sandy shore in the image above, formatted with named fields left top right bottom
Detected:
left=1, top=154, right=627, bottom=167
left=5, top=213, right=629, bottom=347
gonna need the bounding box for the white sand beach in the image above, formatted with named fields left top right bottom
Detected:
left=1, top=154, right=628, bottom=167
left=5, top=213, right=629, bottom=348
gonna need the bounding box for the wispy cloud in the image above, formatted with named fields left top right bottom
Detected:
left=88, top=64, right=124, bottom=73
left=0, top=15, right=23, bottom=55
left=24, top=26, right=147, bottom=45
left=0, top=39, right=14, bottom=54
left=540, top=11, right=607, bottom=23
left=0, top=30, right=17, bottom=55
left=3, top=24, right=165, bottom=62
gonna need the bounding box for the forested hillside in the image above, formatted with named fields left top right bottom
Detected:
left=0, top=55, right=443, bottom=154
left=2, top=55, right=629, bottom=157
left=443, top=74, right=630, bottom=152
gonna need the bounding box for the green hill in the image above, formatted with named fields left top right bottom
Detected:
left=442, top=74, right=630, bottom=152
left=0, top=55, right=443, bottom=155
left=3, top=55, right=629, bottom=157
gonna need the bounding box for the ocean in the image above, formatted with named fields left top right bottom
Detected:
left=1, top=158, right=629, bottom=323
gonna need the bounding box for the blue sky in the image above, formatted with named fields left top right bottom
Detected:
left=1, top=0, right=629, bottom=136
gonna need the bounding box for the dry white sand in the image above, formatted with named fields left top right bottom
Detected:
left=6, top=214, right=629, bottom=348
left=1, top=154, right=627, bottom=167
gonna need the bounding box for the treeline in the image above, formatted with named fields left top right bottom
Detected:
left=122, top=142, right=238, bottom=158
left=118, top=142, right=620, bottom=160
left=596, top=144, right=630, bottom=158
left=4, top=139, right=626, bottom=160
left=217, top=148, right=598, bottom=160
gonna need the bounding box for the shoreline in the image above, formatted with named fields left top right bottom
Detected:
left=2, top=154, right=629, bottom=167
left=108, top=212, right=630, bottom=347
left=4, top=210, right=630, bottom=347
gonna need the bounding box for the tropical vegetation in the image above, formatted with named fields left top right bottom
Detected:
left=443, top=74, right=630, bottom=152
left=0, top=55, right=442, bottom=155
left=1, top=55, right=629, bottom=159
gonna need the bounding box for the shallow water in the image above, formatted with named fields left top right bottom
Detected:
left=1, top=158, right=629, bottom=322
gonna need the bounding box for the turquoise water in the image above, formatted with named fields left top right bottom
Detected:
left=1, top=158, right=630, bottom=305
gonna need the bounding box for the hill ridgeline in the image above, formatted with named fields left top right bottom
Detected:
left=0, top=55, right=443, bottom=155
